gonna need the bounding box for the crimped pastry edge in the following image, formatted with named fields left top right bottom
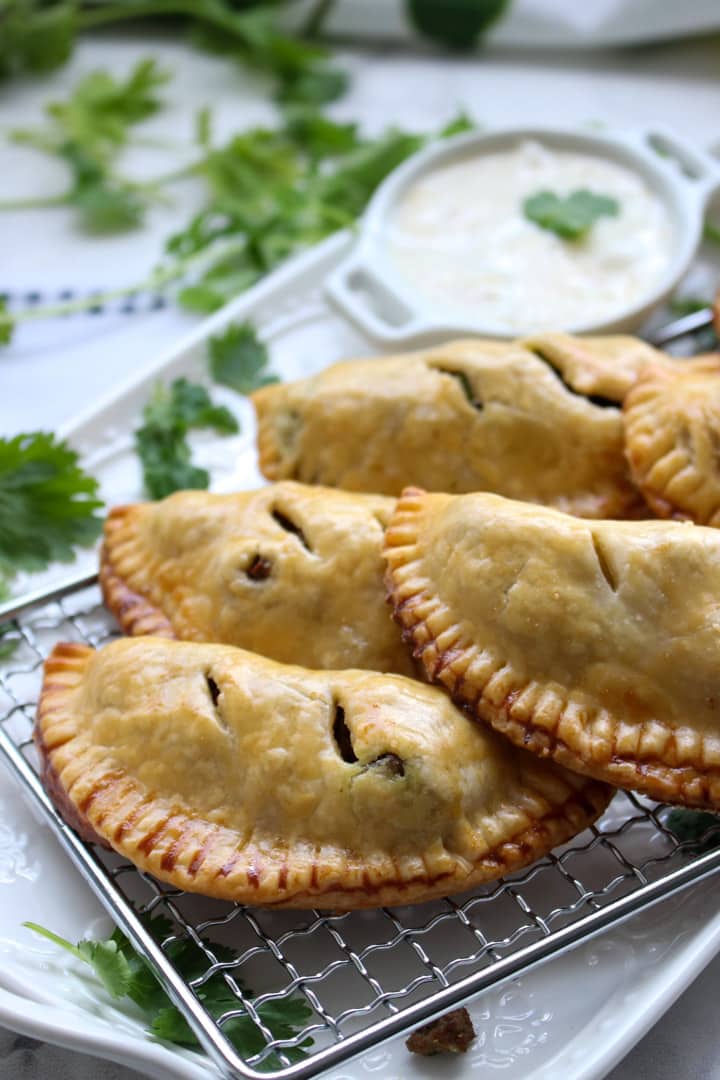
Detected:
left=623, top=361, right=720, bottom=527
left=385, top=487, right=720, bottom=810
left=35, top=642, right=610, bottom=910
left=100, top=506, right=176, bottom=638
left=252, top=384, right=286, bottom=482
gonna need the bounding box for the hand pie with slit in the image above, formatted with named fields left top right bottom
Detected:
left=36, top=638, right=610, bottom=909
left=385, top=487, right=720, bottom=808
left=101, top=481, right=413, bottom=675
left=521, top=332, right=664, bottom=403
left=253, top=337, right=645, bottom=518
left=623, top=356, right=720, bottom=526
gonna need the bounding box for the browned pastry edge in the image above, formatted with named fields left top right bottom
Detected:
left=35, top=642, right=611, bottom=910
left=623, top=359, right=720, bottom=527
left=36, top=723, right=108, bottom=848
left=385, top=487, right=720, bottom=811
left=252, top=386, right=285, bottom=483
left=99, top=507, right=176, bottom=638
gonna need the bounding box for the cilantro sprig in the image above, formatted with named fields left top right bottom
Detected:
left=704, top=220, right=720, bottom=246
left=665, top=809, right=720, bottom=854
left=6, top=58, right=169, bottom=232
left=523, top=189, right=620, bottom=241
left=408, top=0, right=509, bottom=49
left=170, top=117, right=426, bottom=313
left=0, top=432, right=104, bottom=591
left=0, top=2, right=345, bottom=107
left=25, top=916, right=313, bottom=1065
left=135, top=377, right=239, bottom=499
left=209, top=323, right=278, bottom=393
left=0, top=65, right=472, bottom=342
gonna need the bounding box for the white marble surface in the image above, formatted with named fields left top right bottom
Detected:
left=1, top=30, right=720, bottom=1080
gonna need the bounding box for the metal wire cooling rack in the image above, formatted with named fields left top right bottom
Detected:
left=2, top=575, right=720, bottom=1080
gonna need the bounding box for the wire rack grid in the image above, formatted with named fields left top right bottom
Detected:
left=2, top=575, right=720, bottom=1080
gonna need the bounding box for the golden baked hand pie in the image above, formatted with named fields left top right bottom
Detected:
left=36, top=639, right=610, bottom=909
left=623, top=357, right=720, bottom=526
left=385, top=487, right=720, bottom=809
left=253, top=337, right=643, bottom=518
left=520, top=332, right=665, bottom=403
left=101, top=482, right=413, bottom=675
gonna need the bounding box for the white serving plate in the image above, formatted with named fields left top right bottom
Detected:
left=2, top=230, right=720, bottom=1080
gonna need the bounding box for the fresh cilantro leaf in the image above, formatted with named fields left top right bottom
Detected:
left=135, top=423, right=208, bottom=501
left=172, top=119, right=424, bottom=314
left=440, top=111, right=477, bottom=137
left=195, top=106, right=213, bottom=151
left=669, top=295, right=711, bottom=317
left=259, top=997, right=314, bottom=1034
left=151, top=1004, right=197, bottom=1045
left=666, top=809, right=720, bottom=854
left=0, top=1, right=348, bottom=112
left=26, top=917, right=313, bottom=1063
left=187, top=4, right=346, bottom=106
left=78, top=938, right=133, bottom=999
left=179, top=245, right=263, bottom=313
left=45, top=57, right=169, bottom=160
left=145, top=378, right=238, bottom=433
left=407, top=0, right=509, bottom=49
left=0, top=622, right=20, bottom=662
left=523, top=189, right=620, bottom=241
left=318, top=130, right=425, bottom=218
left=0, top=2, right=78, bottom=78
left=209, top=323, right=278, bottom=394
left=704, top=220, right=720, bottom=246
left=135, top=378, right=239, bottom=500
left=0, top=575, right=17, bottom=659
left=71, top=181, right=145, bottom=233
left=178, top=284, right=229, bottom=314
left=0, top=298, right=13, bottom=345
left=0, top=433, right=103, bottom=581
left=278, top=66, right=348, bottom=106
left=9, top=58, right=168, bottom=230
left=283, top=106, right=361, bottom=159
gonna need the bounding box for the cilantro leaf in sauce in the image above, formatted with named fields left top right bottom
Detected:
left=523, top=188, right=620, bottom=241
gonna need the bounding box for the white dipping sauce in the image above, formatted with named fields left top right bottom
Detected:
left=386, top=141, right=674, bottom=334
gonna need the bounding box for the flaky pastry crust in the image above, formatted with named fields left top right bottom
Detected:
left=623, top=357, right=720, bottom=526
left=385, top=488, right=720, bottom=809
left=36, top=639, right=610, bottom=909
left=520, top=332, right=665, bottom=403
left=252, top=337, right=647, bottom=518
left=101, top=482, right=413, bottom=675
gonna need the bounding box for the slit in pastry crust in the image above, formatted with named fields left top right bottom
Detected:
left=101, top=482, right=413, bottom=676
left=35, top=638, right=610, bottom=910
left=385, top=487, right=720, bottom=809
left=251, top=337, right=657, bottom=518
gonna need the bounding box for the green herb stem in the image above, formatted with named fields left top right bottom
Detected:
left=0, top=193, right=70, bottom=211
left=6, top=237, right=247, bottom=326
left=302, top=0, right=337, bottom=37
left=24, top=921, right=85, bottom=962
left=133, top=159, right=204, bottom=191
left=78, top=0, right=204, bottom=32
